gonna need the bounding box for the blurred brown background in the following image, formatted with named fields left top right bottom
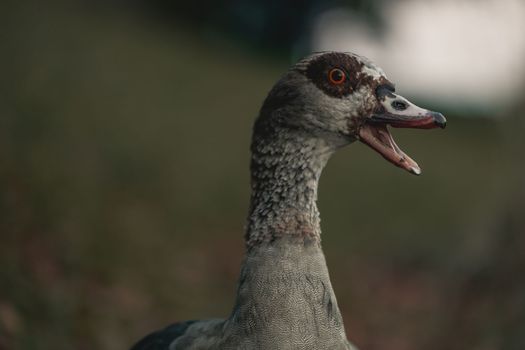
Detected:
left=1, top=0, right=524, bottom=349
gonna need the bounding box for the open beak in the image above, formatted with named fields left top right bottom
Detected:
left=357, top=86, right=446, bottom=175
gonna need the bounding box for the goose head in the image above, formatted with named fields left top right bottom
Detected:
left=256, top=51, right=446, bottom=175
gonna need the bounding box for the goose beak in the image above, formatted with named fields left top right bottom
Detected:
left=357, top=86, right=446, bottom=175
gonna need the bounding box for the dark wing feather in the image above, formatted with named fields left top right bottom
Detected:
left=130, top=320, right=197, bottom=350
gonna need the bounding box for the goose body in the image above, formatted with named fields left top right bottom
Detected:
left=131, top=52, right=445, bottom=350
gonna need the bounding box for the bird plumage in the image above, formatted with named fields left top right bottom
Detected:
left=131, top=52, right=445, bottom=350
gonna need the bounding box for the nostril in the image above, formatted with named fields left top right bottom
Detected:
left=391, top=100, right=408, bottom=111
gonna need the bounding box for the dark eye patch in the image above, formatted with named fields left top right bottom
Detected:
left=304, top=52, right=363, bottom=98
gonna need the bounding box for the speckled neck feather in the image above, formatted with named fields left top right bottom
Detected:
left=246, top=133, right=331, bottom=249
left=245, top=124, right=334, bottom=248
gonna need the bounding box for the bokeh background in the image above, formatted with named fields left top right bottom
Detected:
left=1, top=0, right=525, bottom=349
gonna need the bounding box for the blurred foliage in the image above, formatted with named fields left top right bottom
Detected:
left=0, top=1, right=524, bottom=350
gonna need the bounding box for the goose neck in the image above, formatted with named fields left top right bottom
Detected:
left=245, top=132, right=334, bottom=248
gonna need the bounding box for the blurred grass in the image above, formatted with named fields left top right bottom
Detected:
left=1, top=1, right=524, bottom=350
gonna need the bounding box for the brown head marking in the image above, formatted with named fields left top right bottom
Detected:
left=304, top=52, right=365, bottom=98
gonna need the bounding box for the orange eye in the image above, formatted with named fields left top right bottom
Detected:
left=328, top=68, right=346, bottom=85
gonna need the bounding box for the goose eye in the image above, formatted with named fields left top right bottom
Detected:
left=328, top=68, right=346, bottom=85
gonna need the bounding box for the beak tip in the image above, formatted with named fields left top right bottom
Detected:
left=433, top=113, right=447, bottom=129
left=409, top=166, right=422, bottom=176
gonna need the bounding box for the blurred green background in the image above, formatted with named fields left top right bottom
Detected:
left=1, top=1, right=524, bottom=349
